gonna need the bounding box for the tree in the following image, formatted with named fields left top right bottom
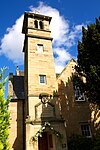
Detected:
left=0, top=68, right=10, bottom=150
left=76, top=17, right=100, bottom=104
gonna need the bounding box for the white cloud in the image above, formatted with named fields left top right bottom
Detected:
left=0, top=15, right=24, bottom=64
left=53, top=48, right=72, bottom=73
left=0, top=2, right=84, bottom=72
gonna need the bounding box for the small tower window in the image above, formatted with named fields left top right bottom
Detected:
left=39, top=21, right=44, bottom=29
left=39, top=75, right=46, bottom=84
left=34, top=20, right=38, bottom=28
left=37, top=44, right=43, bottom=53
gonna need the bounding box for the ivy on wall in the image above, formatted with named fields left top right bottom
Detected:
left=30, top=122, right=63, bottom=143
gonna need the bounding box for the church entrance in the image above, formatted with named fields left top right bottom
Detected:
left=38, top=132, right=54, bottom=150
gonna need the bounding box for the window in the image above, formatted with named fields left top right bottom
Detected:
left=81, top=124, right=92, bottom=137
left=74, top=86, right=85, bottom=101
left=34, top=20, right=38, bottom=28
left=39, top=75, right=46, bottom=84
left=39, top=21, right=44, bottom=29
left=37, top=44, right=43, bottom=53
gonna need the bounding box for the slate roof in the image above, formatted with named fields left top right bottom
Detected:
left=13, top=76, right=24, bottom=99
left=9, top=73, right=25, bottom=100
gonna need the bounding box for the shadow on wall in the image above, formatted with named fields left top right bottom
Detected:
left=30, top=91, right=67, bottom=150
left=57, top=74, right=98, bottom=138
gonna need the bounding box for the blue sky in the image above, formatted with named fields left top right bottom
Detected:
left=0, top=0, right=100, bottom=97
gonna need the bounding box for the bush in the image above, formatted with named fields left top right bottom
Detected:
left=67, top=134, right=100, bottom=150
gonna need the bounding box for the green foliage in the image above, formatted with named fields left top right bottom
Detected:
left=68, top=134, right=100, bottom=150
left=76, top=17, right=100, bottom=104
left=0, top=67, right=10, bottom=150
left=93, top=131, right=100, bottom=150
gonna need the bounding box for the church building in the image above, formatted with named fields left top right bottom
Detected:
left=8, top=12, right=99, bottom=150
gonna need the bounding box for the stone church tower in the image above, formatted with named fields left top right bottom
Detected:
left=9, top=12, right=67, bottom=150
left=22, top=12, right=67, bottom=150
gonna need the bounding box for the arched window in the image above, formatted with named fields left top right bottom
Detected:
left=39, top=21, right=44, bottom=29
left=34, top=20, right=38, bottom=28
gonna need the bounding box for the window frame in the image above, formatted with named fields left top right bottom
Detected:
left=74, top=85, right=86, bottom=101
left=39, top=21, right=44, bottom=29
left=37, top=44, right=44, bottom=53
left=39, top=75, right=46, bottom=84
left=81, top=124, right=92, bottom=138
left=34, top=20, right=38, bottom=28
